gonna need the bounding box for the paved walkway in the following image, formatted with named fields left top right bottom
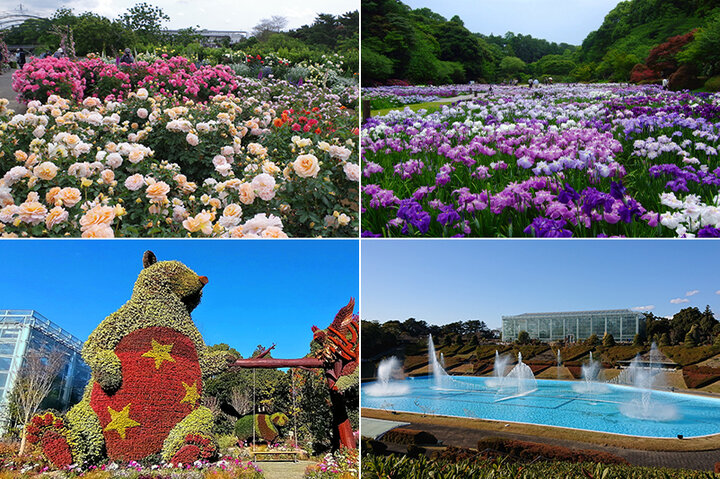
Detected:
left=399, top=422, right=720, bottom=472
left=256, top=460, right=314, bottom=479
left=0, top=68, right=25, bottom=113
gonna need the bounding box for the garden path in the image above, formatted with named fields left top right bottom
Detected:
left=256, top=460, right=314, bottom=479
left=0, top=68, right=25, bottom=113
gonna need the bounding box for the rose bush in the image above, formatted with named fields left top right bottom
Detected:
left=12, top=56, right=240, bottom=105
left=0, top=73, right=359, bottom=238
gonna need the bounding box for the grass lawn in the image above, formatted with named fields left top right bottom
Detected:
left=371, top=101, right=449, bottom=117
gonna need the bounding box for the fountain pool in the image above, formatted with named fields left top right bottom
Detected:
left=361, top=376, right=720, bottom=438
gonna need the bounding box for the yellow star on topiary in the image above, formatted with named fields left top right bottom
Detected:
left=180, top=381, right=200, bottom=407
left=104, top=404, right=140, bottom=440
left=142, top=339, right=176, bottom=369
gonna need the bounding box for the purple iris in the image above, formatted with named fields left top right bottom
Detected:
left=396, top=199, right=431, bottom=235
left=523, top=217, right=573, bottom=238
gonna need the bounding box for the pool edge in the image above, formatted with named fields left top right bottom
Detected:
left=361, top=407, right=720, bottom=452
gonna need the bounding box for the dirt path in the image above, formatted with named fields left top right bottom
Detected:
left=0, top=68, right=25, bottom=113
left=256, top=460, right=314, bottom=479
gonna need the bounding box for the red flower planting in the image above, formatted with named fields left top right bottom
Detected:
left=89, top=327, right=202, bottom=462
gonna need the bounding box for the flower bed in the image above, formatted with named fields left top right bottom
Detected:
left=0, top=78, right=359, bottom=237
left=304, top=448, right=358, bottom=479
left=0, top=454, right=263, bottom=478
left=362, top=84, right=720, bottom=237
left=12, top=56, right=239, bottom=105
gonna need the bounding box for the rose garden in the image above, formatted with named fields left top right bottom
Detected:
left=0, top=6, right=359, bottom=238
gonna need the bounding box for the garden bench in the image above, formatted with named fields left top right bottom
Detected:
left=249, top=449, right=304, bottom=462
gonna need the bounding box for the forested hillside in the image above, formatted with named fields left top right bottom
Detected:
left=362, top=0, right=720, bottom=87
left=361, top=0, right=576, bottom=85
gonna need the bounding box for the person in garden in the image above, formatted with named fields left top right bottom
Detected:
left=16, top=48, right=26, bottom=68
left=662, top=78, right=669, bottom=89
left=119, top=48, right=134, bottom=65
left=53, top=48, right=64, bottom=58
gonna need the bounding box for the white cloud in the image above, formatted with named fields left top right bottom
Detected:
left=716, top=290, right=720, bottom=295
left=16, top=0, right=358, bottom=31
left=631, top=305, right=655, bottom=311
left=670, top=298, right=690, bottom=304
left=685, top=290, right=700, bottom=297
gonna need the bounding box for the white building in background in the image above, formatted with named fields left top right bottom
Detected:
left=502, top=309, right=645, bottom=343
left=0, top=310, right=90, bottom=431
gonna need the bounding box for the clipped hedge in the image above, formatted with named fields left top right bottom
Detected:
left=381, top=428, right=438, bottom=446
left=682, top=365, right=720, bottom=389
left=475, top=439, right=627, bottom=465
left=661, top=345, right=720, bottom=366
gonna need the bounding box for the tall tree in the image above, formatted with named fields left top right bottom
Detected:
left=119, top=2, right=169, bottom=45
left=252, top=16, right=288, bottom=42
left=13, top=349, right=66, bottom=455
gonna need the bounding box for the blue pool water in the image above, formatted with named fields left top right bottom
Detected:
left=361, top=376, right=720, bottom=438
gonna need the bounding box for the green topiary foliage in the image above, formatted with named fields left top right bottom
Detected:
left=234, top=413, right=287, bottom=443
left=28, top=251, right=228, bottom=467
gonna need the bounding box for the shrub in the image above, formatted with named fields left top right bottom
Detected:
left=474, top=439, right=627, bottom=465
left=516, top=331, right=530, bottom=345
left=381, top=428, right=437, bottom=446
left=704, top=75, right=720, bottom=92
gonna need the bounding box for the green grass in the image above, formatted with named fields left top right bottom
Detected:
left=372, top=101, right=449, bottom=117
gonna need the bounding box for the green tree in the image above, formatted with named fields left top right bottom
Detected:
left=603, top=332, right=616, bottom=347
left=659, top=332, right=671, bottom=346
left=119, top=2, right=169, bottom=45
left=633, top=333, right=643, bottom=346
left=684, top=325, right=699, bottom=348
left=499, top=56, right=526, bottom=78
left=679, top=14, right=720, bottom=75
left=516, top=330, right=530, bottom=345
left=585, top=334, right=599, bottom=346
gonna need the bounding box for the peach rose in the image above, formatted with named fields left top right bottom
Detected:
left=46, top=187, right=61, bottom=206
left=81, top=224, right=115, bottom=238
left=125, top=174, right=145, bottom=191
left=33, top=161, right=58, bottom=181
left=293, top=154, right=320, bottom=178
left=182, top=211, right=213, bottom=235
left=186, top=133, right=199, bottom=146
left=58, top=187, right=82, bottom=208
left=261, top=226, right=288, bottom=238
left=237, top=182, right=256, bottom=205
left=79, top=205, right=115, bottom=232
left=18, top=201, right=47, bottom=225
left=146, top=181, right=170, bottom=203
left=45, top=206, right=68, bottom=229
left=343, top=162, right=360, bottom=182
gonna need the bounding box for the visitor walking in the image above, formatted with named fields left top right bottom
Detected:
left=119, top=48, right=134, bottom=65
left=533, top=78, right=540, bottom=88
left=528, top=78, right=533, bottom=88
left=53, top=48, right=64, bottom=59
left=662, top=78, right=669, bottom=90
left=16, top=48, right=26, bottom=68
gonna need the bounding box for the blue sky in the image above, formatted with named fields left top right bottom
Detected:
left=361, top=240, right=720, bottom=329
left=0, top=240, right=358, bottom=360
left=403, top=0, right=624, bottom=45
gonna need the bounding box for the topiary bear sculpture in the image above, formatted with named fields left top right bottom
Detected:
left=27, top=251, right=231, bottom=467
left=234, top=413, right=289, bottom=444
